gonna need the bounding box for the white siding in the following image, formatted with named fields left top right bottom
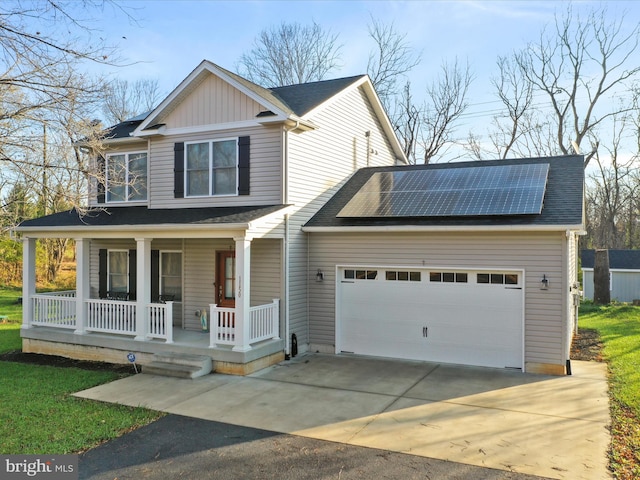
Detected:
left=308, top=231, right=568, bottom=368
left=285, top=86, right=399, bottom=347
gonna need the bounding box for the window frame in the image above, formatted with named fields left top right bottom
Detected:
left=184, top=138, right=239, bottom=197
left=105, top=151, right=148, bottom=203
left=159, top=250, right=183, bottom=302
left=107, top=249, right=129, bottom=294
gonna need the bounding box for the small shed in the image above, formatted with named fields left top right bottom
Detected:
left=581, top=249, right=640, bottom=302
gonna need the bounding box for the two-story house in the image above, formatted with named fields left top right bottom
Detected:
left=15, top=60, right=406, bottom=376
left=16, top=59, right=584, bottom=377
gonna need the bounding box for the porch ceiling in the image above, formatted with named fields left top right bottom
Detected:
left=15, top=205, right=289, bottom=239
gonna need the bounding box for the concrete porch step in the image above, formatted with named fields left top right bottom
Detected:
left=142, top=353, right=213, bottom=379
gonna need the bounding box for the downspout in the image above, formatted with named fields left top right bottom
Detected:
left=283, top=124, right=292, bottom=358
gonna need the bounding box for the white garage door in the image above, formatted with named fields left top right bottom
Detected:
left=338, top=267, right=523, bottom=369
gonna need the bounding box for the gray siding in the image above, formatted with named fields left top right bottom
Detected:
left=285, top=86, right=399, bottom=347
left=250, top=239, right=282, bottom=307
left=149, top=125, right=283, bottom=209
left=161, top=72, right=265, bottom=127
left=583, top=269, right=640, bottom=302
left=308, top=231, right=568, bottom=368
left=90, top=239, right=184, bottom=327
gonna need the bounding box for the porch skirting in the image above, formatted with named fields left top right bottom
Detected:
left=21, top=327, right=285, bottom=376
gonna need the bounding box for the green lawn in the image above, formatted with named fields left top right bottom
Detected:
left=0, top=285, right=22, bottom=322
left=579, top=303, right=640, bottom=479
left=579, top=304, right=640, bottom=415
left=0, top=287, right=162, bottom=454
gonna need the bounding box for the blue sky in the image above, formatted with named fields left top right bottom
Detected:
left=91, top=0, right=638, bottom=160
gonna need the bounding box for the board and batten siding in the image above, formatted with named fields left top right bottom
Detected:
left=307, top=231, right=568, bottom=369
left=160, top=72, right=266, bottom=128
left=285, top=85, right=400, bottom=348
left=148, top=125, right=283, bottom=209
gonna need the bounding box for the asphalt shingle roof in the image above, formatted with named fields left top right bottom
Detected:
left=103, top=72, right=366, bottom=139
left=270, top=75, right=365, bottom=117
left=581, top=249, right=640, bottom=270
left=304, top=155, right=584, bottom=229
left=18, top=205, right=287, bottom=229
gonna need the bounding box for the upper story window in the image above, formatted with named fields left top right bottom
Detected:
left=185, top=139, right=237, bottom=197
left=106, top=152, right=148, bottom=202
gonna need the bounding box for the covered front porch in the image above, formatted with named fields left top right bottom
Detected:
left=23, top=289, right=280, bottom=350
left=16, top=205, right=289, bottom=373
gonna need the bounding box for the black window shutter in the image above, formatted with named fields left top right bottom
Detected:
left=151, top=250, right=160, bottom=302
left=99, top=249, right=107, bottom=298
left=128, top=249, right=137, bottom=301
left=174, top=142, right=185, bottom=198
left=238, top=136, right=250, bottom=195
left=96, top=155, right=106, bottom=204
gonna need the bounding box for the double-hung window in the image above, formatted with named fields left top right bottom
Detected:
left=160, top=251, right=182, bottom=301
left=185, top=139, right=237, bottom=197
left=106, top=152, right=148, bottom=202
left=108, top=250, right=128, bottom=294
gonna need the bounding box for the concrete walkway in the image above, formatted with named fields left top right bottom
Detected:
left=75, top=354, right=611, bottom=479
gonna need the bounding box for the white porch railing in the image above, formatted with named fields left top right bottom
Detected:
left=147, top=302, right=174, bottom=343
left=250, top=299, right=280, bottom=343
left=29, top=292, right=173, bottom=343
left=210, top=299, right=280, bottom=348
left=86, top=299, right=137, bottom=335
left=32, top=291, right=77, bottom=329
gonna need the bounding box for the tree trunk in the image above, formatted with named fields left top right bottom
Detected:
left=593, top=249, right=611, bottom=305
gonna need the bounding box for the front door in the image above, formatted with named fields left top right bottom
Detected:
left=216, top=251, right=236, bottom=307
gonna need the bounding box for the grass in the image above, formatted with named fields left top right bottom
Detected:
left=0, top=286, right=162, bottom=454
left=579, top=303, right=640, bottom=479
left=0, top=285, right=23, bottom=322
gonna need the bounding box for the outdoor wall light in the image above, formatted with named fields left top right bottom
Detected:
left=316, top=269, right=324, bottom=282
left=540, top=274, right=549, bottom=290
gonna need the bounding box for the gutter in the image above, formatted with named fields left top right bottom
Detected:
left=301, top=224, right=585, bottom=234
left=13, top=223, right=252, bottom=240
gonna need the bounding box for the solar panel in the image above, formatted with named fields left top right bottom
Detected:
left=337, top=163, right=550, bottom=218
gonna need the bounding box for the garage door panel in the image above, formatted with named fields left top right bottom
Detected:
left=339, top=268, right=523, bottom=369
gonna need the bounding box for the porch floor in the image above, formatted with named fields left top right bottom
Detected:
left=21, top=325, right=285, bottom=374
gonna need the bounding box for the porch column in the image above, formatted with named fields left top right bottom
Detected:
left=74, top=238, right=90, bottom=334
left=135, top=238, right=151, bottom=341
left=21, top=237, right=36, bottom=329
left=232, top=236, right=252, bottom=352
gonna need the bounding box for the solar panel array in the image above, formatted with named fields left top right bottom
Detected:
left=337, top=163, right=550, bottom=218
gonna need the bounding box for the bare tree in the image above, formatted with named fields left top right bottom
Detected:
left=514, top=4, right=640, bottom=154
left=391, top=81, right=421, bottom=163
left=366, top=18, right=421, bottom=112
left=237, top=21, right=342, bottom=87
left=488, top=56, right=535, bottom=159
left=421, top=59, right=473, bottom=163
left=102, top=78, right=163, bottom=125
left=0, top=1, right=129, bottom=212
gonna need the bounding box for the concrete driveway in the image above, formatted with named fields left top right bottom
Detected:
left=75, top=354, right=611, bottom=479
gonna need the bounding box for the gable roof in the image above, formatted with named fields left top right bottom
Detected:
left=115, top=59, right=405, bottom=162
left=303, top=155, right=584, bottom=232
left=581, top=249, right=640, bottom=270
